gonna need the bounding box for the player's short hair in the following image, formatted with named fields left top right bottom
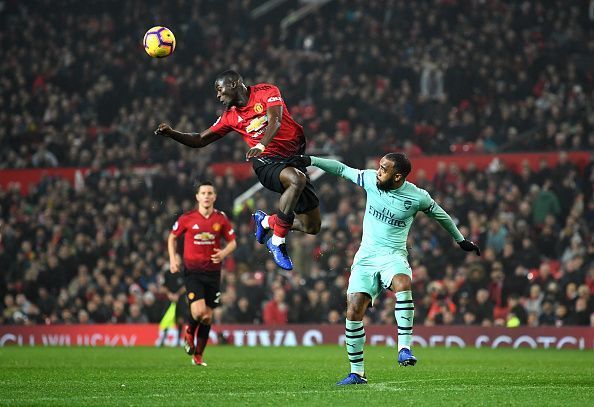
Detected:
left=385, top=152, right=411, bottom=178
left=195, top=180, right=215, bottom=194
left=215, top=70, right=243, bottom=85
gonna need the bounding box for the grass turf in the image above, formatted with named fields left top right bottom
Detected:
left=0, top=345, right=593, bottom=406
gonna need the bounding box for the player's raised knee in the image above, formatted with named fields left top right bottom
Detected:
left=286, top=168, right=307, bottom=190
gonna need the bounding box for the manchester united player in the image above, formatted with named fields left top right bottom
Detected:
left=168, top=181, right=237, bottom=366
left=156, top=70, right=321, bottom=271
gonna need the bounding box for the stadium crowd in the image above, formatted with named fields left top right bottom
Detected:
left=1, top=0, right=593, bottom=171
left=1, top=151, right=593, bottom=327
left=1, top=0, right=593, bottom=327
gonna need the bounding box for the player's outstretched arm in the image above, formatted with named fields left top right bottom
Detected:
left=422, top=199, right=481, bottom=256
left=286, top=155, right=362, bottom=184
left=155, top=123, right=223, bottom=148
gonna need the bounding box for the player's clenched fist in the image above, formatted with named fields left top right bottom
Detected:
left=458, top=239, right=481, bottom=256
left=245, top=143, right=266, bottom=160
left=211, top=248, right=226, bottom=264
left=155, top=123, right=172, bottom=136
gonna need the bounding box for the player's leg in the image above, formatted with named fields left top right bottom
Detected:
left=266, top=167, right=321, bottom=268
left=391, top=273, right=417, bottom=367
left=341, top=293, right=370, bottom=381
left=337, top=262, right=379, bottom=385
left=251, top=159, right=320, bottom=269
left=292, top=206, right=321, bottom=234
left=184, top=274, right=205, bottom=355
left=267, top=166, right=304, bottom=243
left=192, top=304, right=212, bottom=366
left=259, top=177, right=321, bottom=236
left=250, top=160, right=299, bottom=269
left=378, top=254, right=416, bottom=366
left=188, top=299, right=210, bottom=366
left=192, top=273, right=221, bottom=366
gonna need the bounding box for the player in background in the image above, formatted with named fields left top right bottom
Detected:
left=286, top=153, right=480, bottom=385
left=156, top=255, right=186, bottom=347
left=168, top=181, right=237, bottom=366
left=156, top=70, right=321, bottom=271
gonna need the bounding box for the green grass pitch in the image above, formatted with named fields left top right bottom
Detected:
left=1, top=345, right=593, bottom=406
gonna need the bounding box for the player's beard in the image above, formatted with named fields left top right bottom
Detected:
left=377, top=179, right=396, bottom=191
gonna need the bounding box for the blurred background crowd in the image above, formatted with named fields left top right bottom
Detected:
left=1, top=0, right=593, bottom=328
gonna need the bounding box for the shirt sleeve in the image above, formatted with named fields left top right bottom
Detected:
left=170, top=216, right=186, bottom=237
left=264, top=85, right=283, bottom=107
left=209, top=112, right=233, bottom=135
left=221, top=214, right=236, bottom=242
left=310, top=156, right=367, bottom=186
left=419, top=189, right=464, bottom=242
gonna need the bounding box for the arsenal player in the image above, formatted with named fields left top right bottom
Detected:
left=168, top=181, right=237, bottom=366
left=156, top=70, right=321, bottom=271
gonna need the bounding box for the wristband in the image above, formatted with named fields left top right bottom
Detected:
left=255, top=143, right=266, bottom=151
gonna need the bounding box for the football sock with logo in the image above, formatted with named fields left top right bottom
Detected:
left=395, top=290, right=414, bottom=351
left=271, top=211, right=294, bottom=244
left=345, top=319, right=365, bottom=375
left=195, top=323, right=211, bottom=355
left=187, top=316, right=199, bottom=336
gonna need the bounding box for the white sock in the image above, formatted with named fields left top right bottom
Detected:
left=261, top=216, right=270, bottom=229
left=398, top=345, right=410, bottom=352
left=271, top=234, right=285, bottom=245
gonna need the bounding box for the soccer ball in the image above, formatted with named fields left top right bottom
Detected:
left=143, top=26, right=176, bottom=58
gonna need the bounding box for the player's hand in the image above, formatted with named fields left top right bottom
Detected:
left=155, top=123, right=172, bottom=136
left=211, top=248, right=226, bottom=264
left=458, top=239, right=481, bottom=256
left=246, top=143, right=265, bottom=160
left=170, top=258, right=181, bottom=273
left=285, top=155, right=311, bottom=167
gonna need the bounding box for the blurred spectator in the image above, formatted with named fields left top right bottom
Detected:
left=263, top=288, right=288, bottom=325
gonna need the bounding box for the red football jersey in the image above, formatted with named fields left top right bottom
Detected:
left=170, top=209, right=236, bottom=272
left=209, top=83, right=306, bottom=158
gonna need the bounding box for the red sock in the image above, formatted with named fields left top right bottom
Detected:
left=273, top=215, right=292, bottom=238
left=195, top=324, right=211, bottom=355
left=267, top=214, right=277, bottom=230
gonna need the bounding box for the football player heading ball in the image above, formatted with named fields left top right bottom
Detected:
left=156, top=70, right=321, bottom=270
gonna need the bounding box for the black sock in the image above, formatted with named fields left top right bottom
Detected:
left=195, top=323, right=211, bottom=355
left=187, top=317, right=199, bottom=335
left=276, top=210, right=295, bottom=225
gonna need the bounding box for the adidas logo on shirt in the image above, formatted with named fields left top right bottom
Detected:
left=192, top=224, right=200, bottom=230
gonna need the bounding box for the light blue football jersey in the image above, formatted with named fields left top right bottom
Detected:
left=311, top=157, right=464, bottom=257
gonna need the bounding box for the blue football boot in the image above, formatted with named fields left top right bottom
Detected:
left=253, top=210, right=270, bottom=244
left=398, top=348, right=417, bottom=367
left=266, top=238, right=293, bottom=270
left=336, top=373, right=368, bottom=386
